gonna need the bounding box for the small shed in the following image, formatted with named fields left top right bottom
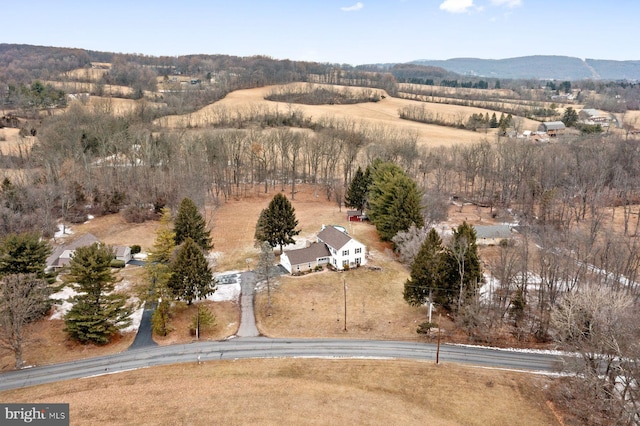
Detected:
left=346, top=210, right=367, bottom=222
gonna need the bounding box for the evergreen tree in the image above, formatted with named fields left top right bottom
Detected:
left=64, top=243, right=132, bottom=344
left=344, top=166, right=370, bottom=212
left=562, top=106, right=579, bottom=127
left=0, top=233, right=53, bottom=320
left=174, top=198, right=212, bottom=251
left=168, top=238, right=215, bottom=305
left=367, top=161, right=424, bottom=242
left=255, top=193, right=300, bottom=253
left=443, top=222, right=483, bottom=312
left=403, top=228, right=446, bottom=307
left=0, top=232, right=51, bottom=278
left=191, top=305, right=216, bottom=339
left=147, top=208, right=176, bottom=335
left=489, top=112, right=498, bottom=128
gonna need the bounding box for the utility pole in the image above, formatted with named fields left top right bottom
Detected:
left=436, top=314, right=441, bottom=365
left=343, top=279, right=347, bottom=332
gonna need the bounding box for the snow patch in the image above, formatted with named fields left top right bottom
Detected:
left=121, top=303, right=144, bottom=333
left=54, top=224, right=74, bottom=239
left=49, top=286, right=79, bottom=320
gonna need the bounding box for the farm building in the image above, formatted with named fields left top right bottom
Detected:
left=346, top=210, right=368, bottom=222
left=280, top=225, right=367, bottom=274
left=538, top=121, right=566, bottom=136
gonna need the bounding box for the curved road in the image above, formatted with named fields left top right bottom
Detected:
left=0, top=337, right=566, bottom=392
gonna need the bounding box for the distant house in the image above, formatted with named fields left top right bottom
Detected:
left=46, top=233, right=131, bottom=271
left=579, top=108, right=610, bottom=126
left=280, top=225, right=367, bottom=274
left=475, top=225, right=513, bottom=246
left=538, top=121, right=566, bottom=136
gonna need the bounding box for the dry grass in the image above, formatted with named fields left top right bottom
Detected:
left=0, top=358, right=560, bottom=425
left=0, top=319, right=135, bottom=371
left=0, top=128, right=35, bottom=156
left=154, top=83, right=503, bottom=148
left=68, top=213, right=161, bottom=253
left=152, top=300, right=239, bottom=345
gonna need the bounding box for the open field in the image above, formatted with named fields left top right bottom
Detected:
left=0, top=358, right=560, bottom=425
left=0, top=127, right=35, bottom=156
left=154, top=83, right=512, bottom=147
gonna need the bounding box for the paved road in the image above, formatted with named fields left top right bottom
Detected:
left=0, top=338, right=566, bottom=392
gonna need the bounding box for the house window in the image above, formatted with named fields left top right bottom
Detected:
left=355, top=248, right=362, bottom=254
left=333, top=259, right=337, bottom=266
left=342, top=250, right=349, bottom=256
left=355, top=257, right=361, bottom=265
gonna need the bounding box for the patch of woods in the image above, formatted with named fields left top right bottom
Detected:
left=265, top=85, right=383, bottom=105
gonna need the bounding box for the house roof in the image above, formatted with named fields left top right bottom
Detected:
left=541, top=121, right=566, bottom=130
left=581, top=108, right=600, bottom=117
left=113, top=245, right=130, bottom=258
left=317, top=225, right=352, bottom=250
left=284, top=242, right=331, bottom=266
left=46, top=233, right=100, bottom=268
left=346, top=210, right=363, bottom=217
left=475, top=225, right=512, bottom=240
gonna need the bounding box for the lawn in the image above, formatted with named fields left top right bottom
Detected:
left=0, top=358, right=561, bottom=425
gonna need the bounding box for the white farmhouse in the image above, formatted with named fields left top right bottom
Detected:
left=280, top=225, right=367, bottom=274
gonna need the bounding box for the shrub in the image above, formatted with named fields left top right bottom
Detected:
left=121, top=205, right=154, bottom=223
left=130, top=244, right=142, bottom=255
left=110, top=259, right=126, bottom=268
left=417, top=321, right=438, bottom=335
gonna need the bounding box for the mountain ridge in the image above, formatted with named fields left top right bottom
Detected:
left=409, top=55, right=640, bottom=81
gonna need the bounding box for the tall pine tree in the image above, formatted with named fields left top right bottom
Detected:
left=174, top=198, right=212, bottom=251
left=255, top=193, right=300, bottom=253
left=443, top=222, right=483, bottom=312
left=403, top=228, right=447, bottom=307
left=344, top=166, right=370, bottom=212
left=64, top=243, right=132, bottom=344
left=367, top=161, right=423, bottom=242
left=0, top=233, right=51, bottom=278
left=168, top=238, right=215, bottom=305
left=147, top=208, right=176, bottom=335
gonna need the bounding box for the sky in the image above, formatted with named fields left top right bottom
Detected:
left=2, top=0, right=638, bottom=65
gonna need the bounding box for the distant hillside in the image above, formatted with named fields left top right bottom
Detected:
left=411, top=56, right=640, bottom=81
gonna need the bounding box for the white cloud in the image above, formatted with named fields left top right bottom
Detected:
left=439, top=0, right=475, bottom=14
left=490, top=0, right=522, bottom=8
left=341, top=2, right=364, bottom=12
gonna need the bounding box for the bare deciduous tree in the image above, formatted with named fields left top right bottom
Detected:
left=0, top=274, right=50, bottom=369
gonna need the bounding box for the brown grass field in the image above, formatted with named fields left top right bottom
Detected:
left=154, top=83, right=533, bottom=147
left=0, top=358, right=560, bottom=425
